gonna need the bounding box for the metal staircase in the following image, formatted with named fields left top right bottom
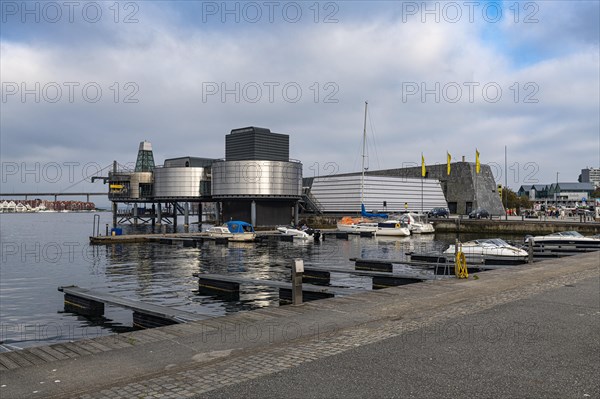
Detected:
left=300, top=188, right=323, bottom=215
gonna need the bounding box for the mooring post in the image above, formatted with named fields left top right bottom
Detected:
left=292, top=259, right=304, bottom=306
left=105, top=223, right=109, bottom=236
left=528, top=238, right=533, bottom=264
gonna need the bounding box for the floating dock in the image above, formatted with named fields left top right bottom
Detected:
left=292, top=265, right=445, bottom=289
left=196, top=273, right=363, bottom=303
left=58, top=286, right=208, bottom=328
left=89, top=230, right=343, bottom=245
left=351, top=257, right=524, bottom=275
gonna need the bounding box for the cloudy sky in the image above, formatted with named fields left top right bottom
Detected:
left=1, top=0, right=599, bottom=200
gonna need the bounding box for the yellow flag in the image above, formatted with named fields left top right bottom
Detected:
left=421, top=154, right=426, bottom=177
left=447, top=152, right=451, bottom=175
left=475, top=149, right=480, bottom=174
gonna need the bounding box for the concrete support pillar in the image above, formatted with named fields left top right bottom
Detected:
left=251, top=200, right=256, bottom=227
left=184, top=202, right=190, bottom=233
left=294, top=202, right=299, bottom=226
left=133, top=204, right=138, bottom=226
left=156, top=203, right=162, bottom=225
left=173, top=202, right=178, bottom=231
left=112, top=202, right=117, bottom=228
left=198, top=202, right=203, bottom=230
left=151, top=204, right=156, bottom=227
left=216, top=202, right=222, bottom=225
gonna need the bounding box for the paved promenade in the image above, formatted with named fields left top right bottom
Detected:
left=1, top=252, right=598, bottom=398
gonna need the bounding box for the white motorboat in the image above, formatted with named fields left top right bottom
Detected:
left=277, top=226, right=321, bottom=240
left=525, top=231, right=600, bottom=251
left=207, top=221, right=256, bottom=242
left=375, top=220, right=411, bottom=236
left=207, top=226, right=232, bottom=238
left=443, top=238, right=529, bottom=264
left=399, top=213, right=435, bottom=234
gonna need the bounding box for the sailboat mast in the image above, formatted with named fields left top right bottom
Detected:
left=361, top=101, right=368, bottom=205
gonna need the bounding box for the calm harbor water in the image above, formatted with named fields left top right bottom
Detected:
left=0, top=212, right=524, bottom=349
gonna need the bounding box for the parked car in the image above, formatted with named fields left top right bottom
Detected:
left=469, top=208, right=490, bottom=219
left=522, top=210, right=538, bottom=219
left=427, top=207, right=449, bottom=218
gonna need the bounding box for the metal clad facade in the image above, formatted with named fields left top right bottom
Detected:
left=310, top=175, right=447, bottom=213
left=153, top=167, right=211, bottom=198
left=211, top=160, right=302, bottom=198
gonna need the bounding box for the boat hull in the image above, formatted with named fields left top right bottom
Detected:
left=228, top=233, right=256, bottom=242
left=530, top=239, right=600, bottom=251
left=411, top=252, right=528, bottom=265
left=375, top=227, right=411, bottom=236
left=336, top=223, right=378, bottom=234
left=410, top=224, right=435, bottom=234
left=277, top=227, right=315, bottom=240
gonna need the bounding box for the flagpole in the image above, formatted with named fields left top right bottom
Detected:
left=476, top=149, right=480, bottom=212
left=421, top=153, right=424, bottom=214
left=504, top=146, right=508, bottom=221
left=421, top=176, right=423, bottom=214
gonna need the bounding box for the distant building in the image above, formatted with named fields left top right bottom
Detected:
left=309, top=175, right=447, bottom=214
left=305, top=162, right=504, bottom=216
left=106, top=127, right=303, bottom=227
left=517, top=184, right=548, bottom=201
left=213, top=127, right=301, bottom=226
left=579, top=167, right=600, bottom=188
left=518, top=182, right=595, bottom=207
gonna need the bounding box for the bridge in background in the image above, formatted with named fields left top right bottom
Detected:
left=0, top=192, right=107, bottom=202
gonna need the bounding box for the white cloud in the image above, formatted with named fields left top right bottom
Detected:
left=1, top=1, right=598, bottom=194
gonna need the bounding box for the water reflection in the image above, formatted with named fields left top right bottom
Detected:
left=1, top=212, right=529, bottom=348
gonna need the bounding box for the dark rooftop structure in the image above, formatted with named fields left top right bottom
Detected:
left=225, top=126, right=289, bottom=162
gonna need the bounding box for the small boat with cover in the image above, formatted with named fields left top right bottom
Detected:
left=207, top=221, right=256, bottom=242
